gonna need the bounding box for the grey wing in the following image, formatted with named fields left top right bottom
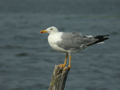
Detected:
left=57, top=32, right=97, bottom=50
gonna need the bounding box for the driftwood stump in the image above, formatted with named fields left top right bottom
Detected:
left=49, top=65, right=70, bottom=90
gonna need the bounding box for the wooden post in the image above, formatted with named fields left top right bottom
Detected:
left=49, top=65, right=70, bottom=90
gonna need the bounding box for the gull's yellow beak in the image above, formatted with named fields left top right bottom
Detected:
left=40, top=30, right=48, bottom=34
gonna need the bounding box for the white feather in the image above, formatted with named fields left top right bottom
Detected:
left=97, top=42, right=104, bottom=44
left=48, top=32, right=67, bottom=52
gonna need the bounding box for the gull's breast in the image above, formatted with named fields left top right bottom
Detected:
left=48, top=32, right=67, bottom=52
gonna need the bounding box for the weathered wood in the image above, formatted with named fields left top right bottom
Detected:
left=49, top=65, right=70, bottom=90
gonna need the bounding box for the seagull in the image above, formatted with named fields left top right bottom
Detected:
left=40, top=26, right=109, bottom=69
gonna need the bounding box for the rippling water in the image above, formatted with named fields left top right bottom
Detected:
left=0, top=0, right=120, bottom=90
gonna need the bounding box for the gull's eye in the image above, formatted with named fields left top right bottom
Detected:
left=50, top=28, right=53, bottom=30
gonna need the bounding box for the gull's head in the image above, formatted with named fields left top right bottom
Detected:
left=40, top=26, right=59, bottom=34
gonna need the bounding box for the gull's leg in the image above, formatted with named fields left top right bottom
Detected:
left=68, top=54, right=71, bottom=69
left=58, top=53, right=68, bottom=68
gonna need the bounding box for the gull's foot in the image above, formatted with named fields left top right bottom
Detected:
left=63, top=65, right=71, bottom=71
left=58, top=64, right=66, bottom=68
left=63, top=67, right=68, bottom=71
left=68, top=65, right=71, bottom=70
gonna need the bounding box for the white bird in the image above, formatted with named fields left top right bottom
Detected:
left=40, top=26, right=109, bottom=69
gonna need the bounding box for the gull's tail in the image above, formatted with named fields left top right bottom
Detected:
left=87, top=34, right=109, bottom=46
